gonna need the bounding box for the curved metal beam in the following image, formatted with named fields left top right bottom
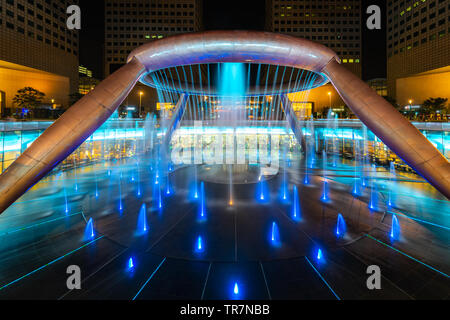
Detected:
left=0, top=58, right=146, bottom=213
left=0, top=30, right=448, bottom=215
left=128, top=30, right=339, bottom=74
left=323, top=59, right=450, bottom=198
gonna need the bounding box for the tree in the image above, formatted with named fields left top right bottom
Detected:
left=12, top=87, right=45, bottom=117
left=421, top=97, right=448, bottom=115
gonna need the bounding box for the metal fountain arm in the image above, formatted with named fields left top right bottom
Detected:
left=0, top=58, right=146, bottom=214
left=0, top=30, right=448, bottom=215
left=322, top=59, right=450, bottom=198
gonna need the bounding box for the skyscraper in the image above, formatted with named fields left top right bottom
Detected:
left=104, top=0, right=203, bottom=77
left=265, top=0, right=362, bottom=116
left=0, top=0, right=79, bottom=115
left=386, top=0, right=450, bottom=106
left=265, top=0, right=362, bottom=77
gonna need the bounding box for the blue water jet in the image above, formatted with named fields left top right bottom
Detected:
left=95, top=175, right=99, bottom=199
left=64, top=188, right=69, bottom=214
left=390, top=214, right=401, bottom=241
left=198, top=181, right=206, bottom=220
left=270, top=221, right=281, bottom=247
left=257, top=177, right=268, bottom=202
left=321, top=180, right=329, bottom=202
left=317, top=248, right=323, bottom=261
left=128, top=257, right=135, bottom=270
left=166, top=178, right=172, bottom=196
left=84, top=218, right=95, bottom=241
left=234, top=282, right=239, bottom=295
left=292, top=185, right=301, bottom=221
left=158, top=184, right=162, bottom=210
left=352, top=178, right=361, bottom=196
left=303, top=171, right=310, bottom=185
left=369, top=182, right=378, bottom=211
left=336, top=214, right=347, bottom=238
left=196, top=236, right=204, bottom=253
left=118, top=175, right=123, bottom=212
left=137, top=204, right=148, bottom=234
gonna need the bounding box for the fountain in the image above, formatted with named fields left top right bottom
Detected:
left=196, top=236, right=204, bottom=253
left=84, top=218, right=95, bottom=241
left=390, top=214, right=401, bottom=241
left=321, top=180, right=329, bottom=202
left=336, top=213, right=347, bottom=238
left=128, top=257, right=135, bottom=270
left=199, top=181, right=206, bottom=220
left=64, top=187, right=69, bottom=214
left=388, top=161, right=396, bottom=208
left=369, top=180, right=378, bottom=211
left=137, top=204, right=148, bottom=235
left=317, top=248, right=323, bottom=261
left=292, top=185, right=301, bottom=221
left=234, top=282, right=239, bottom=295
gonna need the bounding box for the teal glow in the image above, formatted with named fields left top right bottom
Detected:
left=132, top=257, right=167, bottom=300
left=0, top=236, right=103, bottom=291
left=366, top=234, right=449, bottom=278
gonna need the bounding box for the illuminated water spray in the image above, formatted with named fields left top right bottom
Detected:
left=196, top=236, right=204, bottom=253
left=317, top=248, right=323, bottom=261
left=128, top=257, right=135, bottom=270
left=137, top=204, right=148, bottom=234
left=166, top=177, right=172, bottom=196
left=193, top=166, right=198, bottom=199
left=292, top=185, right=301, bottom=221
left=157, top=184, right=162, bottom=210
left=321, top=180, right=329, bottom=202
left=229, top=164, right=234, bottom=206
left=336, top=213, right=347, bottom=238
left=271, top=221, right=280, bottom=245
left=233, top=282, right=239, bottom=295
left=84, top=218, right=95, bottom=240
left=118, top=173, right=123, bottom=212
left=390, top=214, right=401, bottom=241
left=198, top=181, right=206, bottom=219
left=369, top=181, right=378, bottom=211
left=94, top=173, right=99, bottom=199
left=64, top=188, right=69, bottom=214
left=387, top=162, right=396, bottom=208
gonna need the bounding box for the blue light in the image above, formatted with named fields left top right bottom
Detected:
left=303, top=173, right=310, bottom=185
left=196, top=236, right=204, bottom=252
left=128, top=257, right=135, bottom=270
left=317, top=248, right=323, bottom=261
left=137, top=204, right=148, bottom=235
left=321, top=181, right=329, bottom=202
left=292, top=185, right=301, bottom=221
left=234, top=282, right=239, bottom=295
left=336, top=214, right=346, bottom=238
left=390, top=214, right=401, bottom=241
left=84, top=218, right=95, bottom=241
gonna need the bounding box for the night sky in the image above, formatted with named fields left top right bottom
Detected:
left=79, top=0, right=386, bottom=81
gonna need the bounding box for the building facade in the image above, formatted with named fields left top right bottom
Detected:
left=387, top=0, right=450, bottom=106
left=104, top=0, right=203, bottom=78
left=265, top=0, right=362, bottom=77
left=0, top=0, right=79, bottom=115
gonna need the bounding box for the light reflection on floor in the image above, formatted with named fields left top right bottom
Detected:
left=0, top=148, right=448, bottom=300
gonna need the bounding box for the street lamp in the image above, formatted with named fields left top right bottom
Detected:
left=139, top=91, right=144, bottom=117
left=328, top=91, right=332, bottom=109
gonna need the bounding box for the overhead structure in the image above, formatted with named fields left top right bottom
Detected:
left=0, top=30, right=448, bottom=214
